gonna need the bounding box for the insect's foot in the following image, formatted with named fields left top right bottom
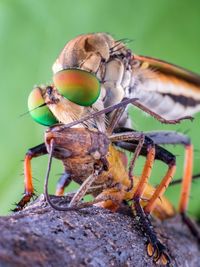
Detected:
left=12, top=205, right=22, bottom=212
left=12, top=193, right=33, bottom=212
left=147, top=241, right=171, bottom=266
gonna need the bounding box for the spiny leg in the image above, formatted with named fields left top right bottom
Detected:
left=115, top=128, right=192, bottom=214
left=178, top=145, right=193, bottom=214
left=177, top=145, right=200, bottom=243
left=132, top=100, right=193, bottom=124
left=114, top=131, right=172, bottom=264
left=133, top=144, right=155, bottom=199
left=114, top=127, right=178, bottom=166
left=132, top=199, right=170, bottom=265
left=127, top=134, right=145, bottom=191
left=142, top=132, right=200, bottom=243
left=14, top=143, right=47, bottom=212
left=115, top=130, right=177, bottom=213
left=144, top=162, right=176, bottom=214
left=116, top=128, right=200, bottom=244
left=147, top=133, right=193, bottom=215
left=132, top=144, right=170, bottom=264
left=131, top=144, right=171, bottom=265
left=109, top=131, right=145, bottom=190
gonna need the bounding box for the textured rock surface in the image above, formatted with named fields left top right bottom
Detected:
left=0, top=195, right=200, bottom=267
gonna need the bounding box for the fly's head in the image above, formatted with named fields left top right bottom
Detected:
left=28, top=69, right=101, bottom=126
left=52, top=33, right=128, bottom=76
left=28, top=33, right=131, bottom=129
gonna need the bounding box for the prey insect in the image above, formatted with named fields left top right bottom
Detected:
left=43, top=108, right=199, bottom=265
left=16, top=97, right=199, bottom=265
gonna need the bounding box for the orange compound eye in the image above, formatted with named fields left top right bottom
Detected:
left=53, top=69, right=100, bottom=106
left=28, top=87, right=58, bottom=126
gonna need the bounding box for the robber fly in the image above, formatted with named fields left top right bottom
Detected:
left=28, top=32, right=200, bottom=133
left=50, top=32, right=200, bottom=128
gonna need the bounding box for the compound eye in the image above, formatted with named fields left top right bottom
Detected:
left=53, top=69, right=100, bottom=106
left=28, top=87, right=58, bottom=126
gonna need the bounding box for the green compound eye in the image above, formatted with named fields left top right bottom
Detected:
left=28, top=87, right=58, bottom=126
left=53, top=69, right=100, bottom=106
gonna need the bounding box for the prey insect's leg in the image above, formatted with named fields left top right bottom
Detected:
left=69, top=170, right=101, bottom=207
left=109, top=131, right=145, bottom=190
left=55, top=172, right=72, bottom=196
left=128, top=135, right=145, bottom=191
left=14, top=143, right=47, bottom=212
left=132, top=100, right=193, bottom=124
left=68, top=157, right=108, bottom=207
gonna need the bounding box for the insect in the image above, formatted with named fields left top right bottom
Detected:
left=50, top=32, right=200, bottom=128
left=44, top=126, right=175, bottom=265
left=28, top=32, right=200, bottom=133
left=42, top=111, right=199, bottom=265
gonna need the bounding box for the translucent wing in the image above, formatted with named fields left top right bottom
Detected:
left=133, top=55, right=200, bottom=119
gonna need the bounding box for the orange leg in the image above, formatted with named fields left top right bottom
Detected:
left=144, top=163, right=176, bottom=214
left=178, top=144, right=193, bottom=214
left=24, top=154, right=34, bottom=196
left=133, top=146, right=156, bottom=199
left=14, top=143, right=47, bottom=212
left=177, top=145, right=200, bottom=243
left=131, top=145, right=172, bottom=265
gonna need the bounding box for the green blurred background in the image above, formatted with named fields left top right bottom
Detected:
left=0, top=0, right=200, bottom=217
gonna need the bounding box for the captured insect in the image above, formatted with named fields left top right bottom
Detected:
left=16, top=95, right=199, bottom=265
